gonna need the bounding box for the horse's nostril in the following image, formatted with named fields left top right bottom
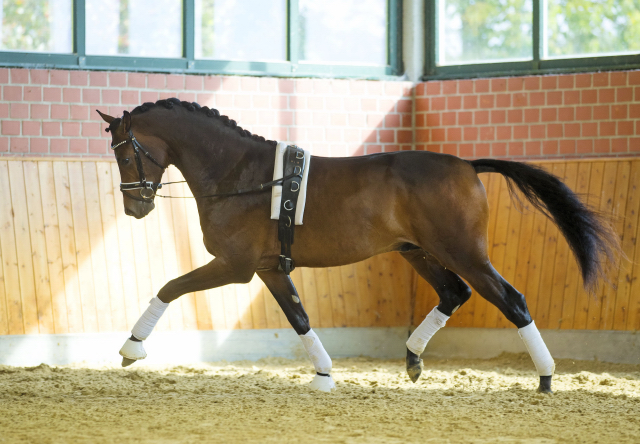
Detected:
left=125, top=208, right=134, bottom=216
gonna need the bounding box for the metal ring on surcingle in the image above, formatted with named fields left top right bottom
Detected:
left=291, top=181, right=300, bottom=192
left=283, top=199, right=294, bottom=211
left=294, top=166, right=302, bottom=175
left=285, top=216, right=292, bottom=227
left=140, top=188, right=155, bottom=199
left=296, top=150, right=304, bottom=159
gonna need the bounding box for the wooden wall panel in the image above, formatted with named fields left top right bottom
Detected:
left=3, top=158, right=639, bottom=336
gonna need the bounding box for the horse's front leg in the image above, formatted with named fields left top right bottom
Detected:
left=119, top=258, right=254, bottom=366
left=257, top=269, right=336, bottom=392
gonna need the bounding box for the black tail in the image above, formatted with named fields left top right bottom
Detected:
left=470, top=159, right=619, bottom=293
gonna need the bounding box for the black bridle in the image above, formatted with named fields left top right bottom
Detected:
left=111, top=129, right=300, bottom=202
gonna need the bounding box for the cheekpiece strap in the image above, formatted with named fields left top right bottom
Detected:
left=277, top=145, right=305, bottom=274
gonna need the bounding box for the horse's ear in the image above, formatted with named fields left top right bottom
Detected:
left=122, top=110, right=132, bottom=133
left=96, top=109, right=115, bottom=124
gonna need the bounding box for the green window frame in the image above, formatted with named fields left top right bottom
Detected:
left=0, top=0, right=403, bottom=79
left=424, top=0, right=640, bottom=80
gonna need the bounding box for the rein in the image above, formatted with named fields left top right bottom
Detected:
left=111, top=130, right=295, bottom=201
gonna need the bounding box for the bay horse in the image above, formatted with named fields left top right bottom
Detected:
left=98, top=98, right=617, bottom=393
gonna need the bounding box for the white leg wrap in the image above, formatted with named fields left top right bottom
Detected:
left=299, top=329, right=332, bottom=374
left=131, top=297, right=169, bottom=341
left=119, top=338, right=147, bottom=360
left=406, top=307, right=449, bottom=356
left=518, top=321, right=555, bottom=376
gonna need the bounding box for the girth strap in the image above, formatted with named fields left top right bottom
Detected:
left=278, top=145, right=305, bottom=274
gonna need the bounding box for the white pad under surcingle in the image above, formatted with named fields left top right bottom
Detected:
left=119, top=338, right=147, bottom=360
left=518, top=321, right=555, bottom=376
left=131, top=297, right=169, bottom=341
left=299, top=329, right=332, bottom=374
left=406, top=307, right=450, bottom=356
left=271, top=141, right=311, bottom=225
left=309, top=374, right=336, bottom=392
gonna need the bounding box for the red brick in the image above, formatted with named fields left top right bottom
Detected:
left=416, top=98, right=429, bottom=112
left=599, top=88, right=615, bottom=103
left=89, top=139, right=108, bottom=154
left=594, top=139, right=610, bottom=153
left=401, top=114, right=412, bottom=128
left=70, top=105, right=89, bottom=120
left=428, top=97, right=443, bottom=111
left=62, top=122, right=80, bottom=136
left=509, top=141, right=524, bottom=156
left=80, top=88, right=99, bottom=104
left=530, top=92, right=545, bottom=106
left=526, top=141, right=542, bottom=156
left=508, top=109, right=523, bottom=123
left=611, top=72, right=628, bottom=86
left=187, top=75, right=204, bottom=90
left=616, top=87, right=633, bottom=102
left=102, top=89, right=119, bottom=104
left=612, top=105, right=627, bottom=120
left=629, top=71, right=640, bottom=85
left=50, top=138, right=68, bottom=153
left=432, top=128, right=446, bottom=142
left=378, top=130, right=394, bottom=143
left=600, top=122, right=616, bottom=136
left=576, top=106, right=591, bottom=120
left=446, top=96, right=462, bottom=110
left=426, top=113, right=440, bottom=127
left=547, top=91, right=562, bottom=105
left=513, top=125, right=528, bottom=139
left=480, top=127, right=495, bottom=141
left=459, top=143, right=474, bottom=158
left=491, top=78, right=507, bottom=92
left=492, top=142, right=507, bottom=157
left=565, top=123, right=580, bottom=138
left=50, top=70, right=69, bottom=85
left=558, top=107, right=574, bottom=121
left=491, top=110, right=506, bottom=124
left=70, top=71, right=88, bottom=86
left=11, top=103, right=28, bottom=119
left=582, top=90, right=597, bottom=104
left=507, top=78, right=524, bottom=91
left=541, top=108, right=557, bottom=122
left=10, top=137, right=29, bottom=152
left=177, top=92, right=196, bottom=102
left=426, top=82, right=441, bottom=95
left=479, top=95, right=495, bottom=109
left=618, top=121, right=634, bottom=135
left=51, top=104, right=69, bottom=119
left=576, top=140, right=592, bottom=154
left=29, top=138, right=48, bottom=153
left=442, top=112, right=456, bottom=126
left=416, top=129, right=429, bottom=143
left=575, top=74, right=592, bottom=88
left=636, top=87, right=640, bottom=101
left=447, top=127, right=462, bottom=141
left=475, top=79, right=490, bottom=93
left=548, top=123, right=563, bottom=138
left=4, top=85, right=22, bottom=101
left=384, top=114, right=400, bottom=128
left=582, top=122, right=598, bottom=137
left=108, top=72, right=127, bottom=88
left=593, top=105, right=609, bottom=120
left=475, top=110, right=489, bottom=125
left=459, top=80, right=473, bottom=94
left=512, top=93, right=527, bottom=107
left=141, top=91, right=159, bottom=103
left=415, top=83, right=427, bottom=96
left=2, top=121, right=20, bottom=135
left=463, top=95, right=478, bottom=109
left=612, top=138, right=628, bottom=152
left=464, top=127, right=478, bottom=141
left=89, top=71, right=107, bottom=87
left=541, top=76, right=558, bottom=90
left=398, top=130, right=412, bottom=143
left=70, top=138, right=88, bottom=153
left=128, top=73, right=146, bottom=88
left=119, top=90, right=138, bottom=106
left=531, top=124, right=546, bottom=139
left=559, top=139, right=576, bottom=154
left=524, top=109, right=540, bottom=123
left=630, top=104, right=640, bottom=118
left=496, top=126, right=511, bottom=140
left=277, top=79, right=293, bottom=93
left=564, top=90, right=580, bottom=105
left=397, top=99, right=412, bottom=113
left=30, top=104, right=48, bottom=120
left=147, top=74, right=165, bottom=89
left=42, top=122, right=60, bottom=136
left=0, top=103, right=7, bottom=118
left=524, top=77, right=540, bottom=90
left=442, top=81, right=457, bottom=95
left=0, top=68, right=7, bottom=84
left=23, top=86, right=42, bottom=102
left=63, top=87, right=81, bottom=103
left=494, top=93, right=510, bottom=108
left=476, top=143, right=491, bottom=157
left=43, top=87, right=61, bottom=102
left=458, top=111, right=472, bottom=125
left=558, top=75, right=574, bottom=89
left=29, top=70, right=48, bottom=84
left=593, top=72, right=609, bottom=87
left=365, top=81, right=383, bottom=96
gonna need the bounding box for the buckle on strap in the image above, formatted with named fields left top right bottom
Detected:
left=278, top=255, right=295, bottom=274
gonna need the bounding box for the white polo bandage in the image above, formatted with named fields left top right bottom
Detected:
left=131, top=297, right=169, bottom=340
left=299, top=329, right=332, bottom=374
left=406, top=307, right=449, bottom=356
left=518, top=320, right=555, bottom=376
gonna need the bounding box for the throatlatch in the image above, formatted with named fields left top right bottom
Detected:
left=278, top=145, right=306, bottom=274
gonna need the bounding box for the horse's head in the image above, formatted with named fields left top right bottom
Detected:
left=97, top=109, right=169, bottom=219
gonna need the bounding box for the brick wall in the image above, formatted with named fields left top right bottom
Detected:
left=1, top=67, right=639, bottom=160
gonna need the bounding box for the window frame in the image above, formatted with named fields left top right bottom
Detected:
left=0, top=0, right=403, bottom=79
left=424, top=0, right=640, bottom=80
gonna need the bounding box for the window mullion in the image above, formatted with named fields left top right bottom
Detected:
left=288, top=0, right=299, bottom=71
left=74, top=0, right=86, bottom=64
left=184, top=0, right=195, bottom=69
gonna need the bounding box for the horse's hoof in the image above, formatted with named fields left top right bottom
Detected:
left=406, top=348, right=423, bottom=383
left=309, top=373, right=336, bottom=392
left=119, top=338, right=147, bottom=360
left=537, top=375, right=553, bottom=394
left=121, top=357, right=137, bottom=367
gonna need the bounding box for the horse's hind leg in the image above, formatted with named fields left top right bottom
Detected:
left=257, top=269, right=336, bottom=392
left=401, top=249, right=472, bottom=382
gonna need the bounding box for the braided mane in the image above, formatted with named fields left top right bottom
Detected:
left=106, top=97, right=277, bottom=148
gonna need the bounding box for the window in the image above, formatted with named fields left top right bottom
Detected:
left=0, top=0, right=402, bottom=78
left=426, top=0, right=640, bottom=79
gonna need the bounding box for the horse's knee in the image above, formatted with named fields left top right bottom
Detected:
left=437, top=278, right=472, bottom=316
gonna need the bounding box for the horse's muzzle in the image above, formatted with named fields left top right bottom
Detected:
left=124, top=201, right=155, bottom=219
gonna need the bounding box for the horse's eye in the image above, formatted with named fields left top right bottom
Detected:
left=118, top=158, right=131, bottom=166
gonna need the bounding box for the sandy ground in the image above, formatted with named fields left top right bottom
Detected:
left=0, top=353, right=639, bottom=444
